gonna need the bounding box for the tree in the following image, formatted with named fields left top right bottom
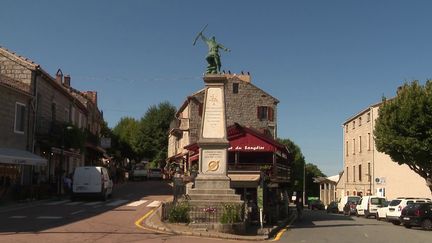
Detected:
left=112, top=117, right=140, bottom=162
left=278, top=138, right=326, bottom=201
left=305, top=163, right=326, bottom=198
left=278, top=138, right=305, bottom=193
left=136, top=102, right=177, bottom=166
left=375, top=80, right=432, bottom=194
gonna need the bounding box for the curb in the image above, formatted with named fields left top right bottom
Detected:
left=140, top=205, right=291, bottom=241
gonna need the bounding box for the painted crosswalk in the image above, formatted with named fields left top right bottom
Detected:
left=42, top=198, right=161, bottom=208
left=146, top=200, right=161, bottom=208
left=126, top=200, right=148, bottom=207
left=106, top=199, right=129, bottom=207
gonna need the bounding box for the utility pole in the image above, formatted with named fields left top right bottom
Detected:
left=303, top=162, right=306, bottom=206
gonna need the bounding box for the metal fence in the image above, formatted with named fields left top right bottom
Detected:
left=161, top=201, right=246, bottom=224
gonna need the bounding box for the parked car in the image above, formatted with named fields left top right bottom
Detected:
left=337, top=196, right=361, bottom=213
left=400, top=202, right=432, bottom=230
left=343, top=201, right=358, bottom=216
left=386, top=197, right=431, bottom=225
left=326, top=201, right=339, bottom=213
left=130, top=163, right=147, bottom=181
left=147, top=168, right=163, bottom=180
left=309, top=200, right=325, bottom=210
left=376, top=200, right=390, bottom=220
left=72, top=166, right=113, bottom=201
left=356, top=196, right=386, bottom=218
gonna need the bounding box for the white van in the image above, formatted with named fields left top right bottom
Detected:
left=356, top=195, right=386, bottom=218
left=72, top=166, right=113, bottom=200
left=337, top=196, right=361, bottom=213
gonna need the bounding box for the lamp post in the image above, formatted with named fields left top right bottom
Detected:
left=303, top=162, right=306, bottom=206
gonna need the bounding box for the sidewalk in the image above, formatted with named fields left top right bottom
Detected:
left=142, top=205, right=297, bottom=241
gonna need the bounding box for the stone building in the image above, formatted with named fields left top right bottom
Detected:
left=314, top=174, right=339, bottom=206
left=168, top=73, right=278, bottom=167
left=338, top=101, right=431, bottom=200
left=167, top=73, right=291, bottom=223
left=0, top=71, right=47, bottom=188
left=0, top=46, right=104, bottom=197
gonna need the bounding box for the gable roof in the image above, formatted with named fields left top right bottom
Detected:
left=0, top=46, right=40, bottom=70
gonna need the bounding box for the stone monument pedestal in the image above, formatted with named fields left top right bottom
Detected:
left=187, top=75, right=243, bottom=225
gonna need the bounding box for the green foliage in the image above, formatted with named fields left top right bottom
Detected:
left=112, top=117, right=140, bottom=161
left=136, top=102, right=177, bottom=163
left=277, top=138, right=326, bottom=197
left=375, top=80, right=432, bottom=192
left=168, top=201, right=190, bottom=223
left=278, top=138, right=306, bottom=191
left=220, top=203, right=243, bottom=224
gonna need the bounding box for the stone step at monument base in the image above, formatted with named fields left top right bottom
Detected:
left=193, top=175, right=231, bottom=189
left=187, top=188, right=237, bottom=195
left=188, top=193, right=241, bottom=202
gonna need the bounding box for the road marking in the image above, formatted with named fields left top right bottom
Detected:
left=127, top=200, right=148, bottom=207
left=146, top=201, right=160, bottom=208
left=37, top=216, right=63, bottom=219
left=364, top=233, right=369, bottom=238
left=84, top=201, right=103, bottom=206
left=272, top=228, right=286, bottom=241
left=106, top=199, right=129, bottom=207
left=70, top=210, right=85, bottom=215
left=65, top=201, right=83, bottom=206
left=9, top=216, right=27, bottom=219
left=44, top=200, right=70, bottom=205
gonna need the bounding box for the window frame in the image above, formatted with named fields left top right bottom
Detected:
left=14, top=102, right=26, bottom=134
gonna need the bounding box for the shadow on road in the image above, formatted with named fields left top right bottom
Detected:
left=292, top=209, right=381, bottom=229
left=0, top=180, right=173, bottom=233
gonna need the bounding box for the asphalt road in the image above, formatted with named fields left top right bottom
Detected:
left=0, top=180, right=256, bottom=243
left=280, top=209, right=431, bottom=243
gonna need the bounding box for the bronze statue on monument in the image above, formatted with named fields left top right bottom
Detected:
left=193, top=24, right=230, bottom=74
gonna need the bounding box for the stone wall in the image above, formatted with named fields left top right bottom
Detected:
left=0, top=53, right=33, bottom=86
left=0, top=85, right=31, bottom=149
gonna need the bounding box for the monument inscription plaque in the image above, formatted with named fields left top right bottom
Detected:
left=202, top=87, right=225, bottom=138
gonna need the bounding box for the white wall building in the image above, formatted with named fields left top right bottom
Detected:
left=337, top=102, right=431, bottom=200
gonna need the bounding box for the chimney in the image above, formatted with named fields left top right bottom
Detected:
left=84, top=91, right=98, bottom=106
left=64, top=75, right=71, bottom=87
left=55, top=69, right=63, bottom=83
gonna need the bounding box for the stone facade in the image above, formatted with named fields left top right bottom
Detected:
left=338, top=102, right=431, bottom=200
left=168, top=74, right=278, bottom=159
left=0, top=76, right=32, bottom=150
left=0, top=46, right=104, bottom=187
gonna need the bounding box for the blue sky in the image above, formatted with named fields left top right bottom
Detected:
left=2, top=0, right=432, bottom=176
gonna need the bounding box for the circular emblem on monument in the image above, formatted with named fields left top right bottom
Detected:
left=207, top=160, right=220, bottom=172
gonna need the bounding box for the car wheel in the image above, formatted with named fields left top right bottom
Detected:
left=403, top=223, right=412, bottom=229
left=392, top=221, right=401, bottom=225
left=421, top=219, right=432, bottom=230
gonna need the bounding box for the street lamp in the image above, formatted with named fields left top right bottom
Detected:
left=58, top=125, right=73, bottom=197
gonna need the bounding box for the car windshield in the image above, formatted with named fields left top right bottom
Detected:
left=371, top=198, right=386, bottom=205
left=134, top=165, right=145, bottom=170
left=389, top=200, right=401, bottom=206
left=347, top=197, right=360, bottom=203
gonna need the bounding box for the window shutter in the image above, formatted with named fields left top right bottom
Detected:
left=257, top=106, right=260, bottom=119
left=198, top=103, right=203, bottom=117
left=268, top=107, right=274, bottom=121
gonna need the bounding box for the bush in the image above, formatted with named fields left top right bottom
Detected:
left=220, top=203, right=243, bottom=224
left=168, top=201, right=190, bottom=223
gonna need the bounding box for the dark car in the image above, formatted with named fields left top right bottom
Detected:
left=343, top=201, right=358, bottom=216
left=326, top=201, right=338, bottom=213
left=309, top=200, right=325, bottom=210
left=400, top=202, right=432, bottom=230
